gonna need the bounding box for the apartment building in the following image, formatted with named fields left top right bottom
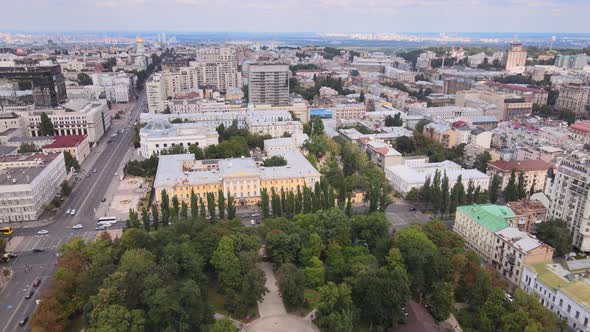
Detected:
left=521, top=260, right=590, bottom=332
left=502, top=43, right=527, bottom=73
left=91, top=72, right=135, bottom=103
left=545, top=150, right=590, bottom=251
left=486, top=160, right=552, bottom=192
left=484, top=81, right=548, bottom=106
left=454, top=204, right=553, bottom=285
left=556, top=84, right=590, bottom=117
left=333, top=102, right=366, bottom=120
left=139, top=119, right=219, bottom=157
left=554, top=54, right=589, bottom=70
left=0, top=152, right=66, bottom=223
left=146, top=72, right=167, bottom=113
left=506, top=199, right=548, bottom=233
left=569, top=122, right=590, bottom=145
left=22, top=99, right=110, bottom=143
left=248, top=64, right=290, bottom=106
left=456, top=89, right=532, bottom=121
left=0, top=62, right=67, bottom=107
left=153, top=149, right=320, bottom=207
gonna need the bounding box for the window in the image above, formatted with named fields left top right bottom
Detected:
left=567, top=304, right=571, bottom=313
left=576, top=311, right=580, bottom=319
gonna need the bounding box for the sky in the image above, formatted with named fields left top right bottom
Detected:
left=1, top=0, right=588, bottom=34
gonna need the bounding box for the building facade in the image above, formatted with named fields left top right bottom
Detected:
left=139, top=119, right=219, bottom=157
left=556, top=84, right=590, bottom=117
left=502, top=43, right=527, bottom=72
left=486, top=160, right=552, bottom=193
left=0, top=152, right=66, bottom=223
left=248, top=64, right=290, bottom=106
left=41, top=135, right=90, bottom=164
left=0, top=63, right=67, bottom=107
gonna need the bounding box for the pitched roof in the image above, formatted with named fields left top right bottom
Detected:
left=487, top=160, right=553, bottom=172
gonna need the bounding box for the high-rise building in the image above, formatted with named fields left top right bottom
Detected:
left=502, top=43, right=527, bottom=72
left=556, top=84, right=590, bottom=117
left=546, top=150, right=590, bottom=251
left=248, top=64, right=289, bottom=106
left=0, top=62, right=67, bottom=107
left=554, top=54, right=588, bottom=70
left=146, top=73, right=167, bottom=113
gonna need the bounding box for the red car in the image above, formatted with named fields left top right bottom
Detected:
left=32, top=279, right=41, bottom=288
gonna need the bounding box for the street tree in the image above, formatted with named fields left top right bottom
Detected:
left=39, top=112, right=54, bottom=136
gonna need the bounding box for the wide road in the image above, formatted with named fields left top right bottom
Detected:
left=0, top=90, right=147, bottom=331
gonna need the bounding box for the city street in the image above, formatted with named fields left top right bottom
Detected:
left=385, top=200, right=432, bottom=232
left=0, top=90, right=147, bottom=331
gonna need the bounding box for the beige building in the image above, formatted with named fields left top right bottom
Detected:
left=454, top=204, right=553, bottom=285
left=556, top=84, right=590, bottom=117
left=154, top=149, right=320, bottom=207
left=456, top=89, right=532, bottom=121
left=506, top=199, right=548, bottom=233
left=146, top=72, right=168, bottom=113
left=333, top=102, right=366, bottom=120
left=41, top=135, right=90, bottom=164
left=503, top=43, right=527, bottom=73
left=245, top=117, right=303, bottom=138
left=486, top=160, right=552, bottom=193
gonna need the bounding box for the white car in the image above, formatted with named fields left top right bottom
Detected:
left=111, top=133, right=117, bottom=137
left=70, top=209, right=77, bottom=215
left=250, top=220, right=256, bottom=225
left=72, top=224, right=83, bottom=229
left=37, top=230, right=49, bottom=235
left=66, top=209, right=72, bottom=215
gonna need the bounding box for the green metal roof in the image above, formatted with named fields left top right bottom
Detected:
left=456, top=204, right=513, bottom=232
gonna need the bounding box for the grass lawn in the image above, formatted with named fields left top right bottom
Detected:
left=207, top=280, right=259, bottom=323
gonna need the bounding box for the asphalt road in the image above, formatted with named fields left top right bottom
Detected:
left=385, top=200, right=432, bottom=232
left=0, top=91, right=146, bottom=331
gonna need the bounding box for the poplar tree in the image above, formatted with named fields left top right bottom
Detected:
left=217, top=189, right=226, bottom=220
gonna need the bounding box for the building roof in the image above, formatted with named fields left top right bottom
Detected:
left=487, top=159, right=553, bottom=172
left=570, top=121, right=590, bottom=133
left=456, top=204, right=514, bottom=232
left=42, top=135, right=87, bottom=149
left=495, top=226, right=547, bottom=253
left=529, top=261, right=590, bottom=311
left=506, top=199, right=547, bottom=213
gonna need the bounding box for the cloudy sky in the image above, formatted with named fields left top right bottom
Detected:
left=2, top=0, right=588, bottom=33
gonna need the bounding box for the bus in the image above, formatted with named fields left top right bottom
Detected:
left=0, top=227, right=13, bottom=235
left=97, top=217, right=117, bottom=225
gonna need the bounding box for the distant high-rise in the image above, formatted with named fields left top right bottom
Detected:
left=0, top=62, right=66, bottom=107
left=555, top=83, right=590, bottom=117
left=502, top=43, right=527, bottom=72
left=248, top=64, right=289, bottom=106
left=554, top=54, right=588, bottom=70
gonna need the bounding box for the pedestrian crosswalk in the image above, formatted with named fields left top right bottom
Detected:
left=6, top=231, right=98, bottom=253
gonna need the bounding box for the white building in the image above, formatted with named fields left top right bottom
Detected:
left=0, top=152, right=66, bottom=223
left=521, top=260, right=590, bottom=332
left=409, top=106, right=487, bottom=121
left=545, top=150, right=590, bottom=251
left=139, top=119, right=218, bottom=157
left=245, top=117, right=303, bottom=138
left=22, top=99, right=110, bottom=143
left=263, top=135, right=308, bottom=154
left=146, top=72, right=168, bottom=113
left=385, top=160, right=489, bottom=196
left=91, top=72, right=135, bottom=103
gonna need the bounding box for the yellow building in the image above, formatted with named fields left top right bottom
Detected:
left=154, top=150, right=320, bottom=207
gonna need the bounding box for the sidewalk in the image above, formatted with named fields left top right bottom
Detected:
left=257, top=262, right=286, bottom=317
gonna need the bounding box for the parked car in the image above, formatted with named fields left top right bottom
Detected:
left=32, top=248, right=45, bottom=253
left=36, top=230, right=48, bottom=235
left=93, top=169, right=97, bottom=173
left=25, top=291, right=34, bottom=299
left=66, top=209, right=72, bottom=215
left=250, top=220, right=256, bottom=225
left=70, top=209, right=77, bottom=215
left=408, top=207, right=417, bottom=211
left=32, top=279, right=41, bottom=287
left=72, top=224, right=83, bottom=229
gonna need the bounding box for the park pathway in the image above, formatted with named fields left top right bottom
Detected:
left=256, top=262, right=287, bottom=317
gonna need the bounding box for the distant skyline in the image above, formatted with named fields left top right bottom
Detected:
left=1, top=0, right=589, bottom=34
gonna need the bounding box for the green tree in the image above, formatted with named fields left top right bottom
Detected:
left=450, top=175, right=465, bottom=214
left=180, top=201, right=188, bottom=220
left=488, top=174, right=501, bottom=203
left=77, top=72, right=93, bottom=86
left=227, top=191, right=236, bottom=220
left=128, top=208, right=139, bottom=228
left=299, top=233, right=324, bottom=266
left=303, top=256, right=325, bottom=288
left=277, top=263, right=305, bottom=307
left=517, top=171, right=527, bottom=199
left=171, top=195, right=180, bottom=219
left=535, top=219, right=572, bottom=257
left=263, top=156, right=287, bottom=167
left=190, top=189, right=198, bottom=218
left=440, top=172, right=450, bottom=216
left=428, top=281, right=454, bottom=322
left=260, top=188, right=270, bottom=218
left=505, top=170, right=518, bottom=202
left=151, top=204, right=159, bottom=230
left=61, top=180, right=72, bottom=196
left=89, top=304, right=145, bottom=331
left=210, top=236, right=241, bottom=290
left=39, top=112, right=54, bottom=136
left=267, top=231, right=301, bottom=264
left=351, top=267, right=410, bottom=329
left=207, top=192, right=216, bottom=223
left=474, top=151, right=492, bottom=173
left=141, top=207, right=150, bottom=232
left=199, top=197, right=206, bottom=219
left=160, top=190, right=170, bottom=226
left=18, top=142, right=38, bottom=153
left=63, top=151, right=80, bottom=173
left=315, top=282, right=357, bottom=332
left=210, top=318, right=237, bottom=332
left=218, top=190, right=226, bottom=220
left=466, top=180, right=475, bottom=204
left=303, top=186, right=312, bottom=213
